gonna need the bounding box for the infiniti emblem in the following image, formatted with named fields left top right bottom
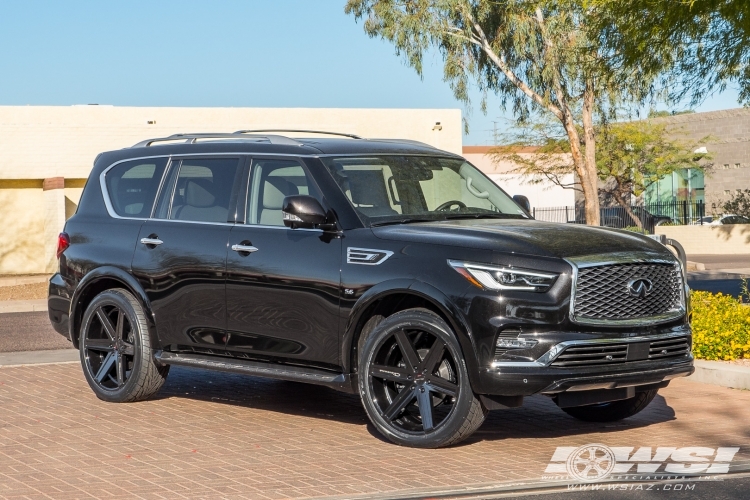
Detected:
left=628, top=278, right=653, bottom=298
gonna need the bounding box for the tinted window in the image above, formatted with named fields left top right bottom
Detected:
left=162, top=158, right=241, bottom=223
left=105, top=158, right=168, bottom=217
left=322, top=156, right=527, bottom=223
left=247, top=160, right=315, bottom=226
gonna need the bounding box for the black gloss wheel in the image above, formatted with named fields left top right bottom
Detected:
left=359, top=308, right=486, bottom=448
left=369, top=328, right=459, bottom=433
left=79, top=289, right=168, bottom=402
left=82, top=303, right=135, bottom=390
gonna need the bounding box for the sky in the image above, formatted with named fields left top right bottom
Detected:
left=0, top=0, right=742, bottom=145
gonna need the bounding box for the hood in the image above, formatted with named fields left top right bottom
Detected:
left=371, top=218, right=673, bottom=260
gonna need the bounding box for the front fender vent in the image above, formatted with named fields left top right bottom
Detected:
left=347, top=247, right=393, bottom=266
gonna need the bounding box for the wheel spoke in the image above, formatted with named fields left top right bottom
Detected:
left=383, top=386, right=416, bottom=421
left=95, top=352, right=116, bottom=383
left=394, top=330, right=420, bottom=372
left=419, top=338, right=445, bottom=372
left=116, top=353, right=125, bottom=386
left=121, top=341, right=135, bottom=356
left=415, top=388, right=434, bottom=430
left=86, top=338, right=114, bottom=352
left=425, top=376, right=458, bottom=397
left=371, top=365, right=410, bottom=383
left=95, top=307, right=117, bottom=340
left=115, top=309, right=124, bottom=341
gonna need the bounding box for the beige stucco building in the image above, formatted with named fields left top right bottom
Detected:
left=0, top=106, right=461, bottom=275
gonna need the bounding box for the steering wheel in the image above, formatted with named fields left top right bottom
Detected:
left=436, top=200, right=467, bottom=211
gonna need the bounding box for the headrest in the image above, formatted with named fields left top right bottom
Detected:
left=263, top=177, right=299, bottom=209
left=185, top=179, right=216, bottom=208
left=347, top=170, right=391, bottom=207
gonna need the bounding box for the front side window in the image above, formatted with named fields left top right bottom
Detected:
left=322, top=156, right=527, bottom=225
left=158, top=158, right=241, bottom=223
left=105, top=158, right=168, bottom=217
left=247, top=159, right=316, bottom=226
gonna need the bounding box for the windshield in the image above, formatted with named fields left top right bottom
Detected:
left=322, top=156, right=528, bottom=225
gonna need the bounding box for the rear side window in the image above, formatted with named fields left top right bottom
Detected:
left=105, top=158, right=168, bottom=217
left=156, top=158, right=242, bottom=223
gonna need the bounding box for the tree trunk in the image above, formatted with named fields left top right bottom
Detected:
left=561, top=114, right=600, bottom=225
left=581, top=80, right=601, bottom=226
left=613, top=191, right=643, bottom=229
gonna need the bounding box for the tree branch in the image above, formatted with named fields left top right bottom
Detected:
left=464, top=9, right=565, bottom=121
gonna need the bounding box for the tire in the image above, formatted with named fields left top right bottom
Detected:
left=560, top=389, right=659, bottom=422
left=358, top=308, right=487, bottom=448
left=79, top=288, right=169, bottom=402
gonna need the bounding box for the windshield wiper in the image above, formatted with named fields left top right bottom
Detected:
left=442, top=213, right=525, bottom=220
left=370, top=217, right=438, bottom=227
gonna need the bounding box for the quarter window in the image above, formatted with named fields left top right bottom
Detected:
left=105, top=158, right=168, bottom=218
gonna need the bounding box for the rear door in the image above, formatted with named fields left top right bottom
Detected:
left=225, top=157, right=342, bottom=368
left=131, top=156, right=245, bottom=353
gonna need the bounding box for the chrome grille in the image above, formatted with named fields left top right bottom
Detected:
left=573, top=262, right=683, bottom=323
left=550, top=336, right=690, bottom=368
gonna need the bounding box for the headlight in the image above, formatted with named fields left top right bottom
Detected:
left=448, top=260, right=558, bottom=292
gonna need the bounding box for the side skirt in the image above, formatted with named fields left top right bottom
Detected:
left=154, top=351, right=358, bottom=393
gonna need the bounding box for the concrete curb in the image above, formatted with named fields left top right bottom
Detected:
left=0, top=299, right=47, bottom=314
left=0, top=349, right=78, bottom=367
left=688, top=359, right=750, bottom=390
left=0, top=275, right=50, bottom=287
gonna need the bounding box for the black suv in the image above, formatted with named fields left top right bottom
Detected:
left=49, top=131, right=693, bottom=448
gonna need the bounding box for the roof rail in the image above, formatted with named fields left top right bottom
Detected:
left=132, top=133, right=304, bottom=148
left=234, top=129, right=363, bottom=140
left=369, top=138, right=439, bottom=150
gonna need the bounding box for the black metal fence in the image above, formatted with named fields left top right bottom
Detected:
left=533, top=201, right=707, bottom=234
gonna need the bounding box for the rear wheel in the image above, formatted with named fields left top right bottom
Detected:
left=79, top=288, right=169, bottom=402
left=560, top=389, right=659, bottom=422
left=358, top=308, right=486, bottom=448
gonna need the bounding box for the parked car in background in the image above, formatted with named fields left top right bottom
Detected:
left=599, top=206, right=672, bottom=232
left=702, top=214, right=750, bottom=225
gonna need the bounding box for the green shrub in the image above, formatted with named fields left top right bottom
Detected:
left=691, top=290, right=750, bottom=360
left=622, top=226, right=649, bottom=234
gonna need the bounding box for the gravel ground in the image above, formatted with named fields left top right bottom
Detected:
left=0, top=282, right=48, bottom=301
left=0, top=311, right=73, bottom=352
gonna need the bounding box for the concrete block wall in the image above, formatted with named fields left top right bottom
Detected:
left=655, top=224, right=750, bottom=255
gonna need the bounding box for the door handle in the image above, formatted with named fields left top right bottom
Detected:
left=231, top=244, right=258, bottom=253
left=140, top=237, right=163, bottom=246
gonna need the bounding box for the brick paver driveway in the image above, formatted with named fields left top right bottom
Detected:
left=1, top=363, right=748, bottom=500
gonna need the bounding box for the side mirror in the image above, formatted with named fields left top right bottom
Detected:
left=282, top=195, right=335, bottom=230
left=513, top=194, right=531, bottom=213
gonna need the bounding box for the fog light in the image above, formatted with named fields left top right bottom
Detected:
left=496, top=338, right=538, bottom=349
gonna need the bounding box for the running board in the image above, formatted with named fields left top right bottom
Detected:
left=154, top=351, right=356, bottom=393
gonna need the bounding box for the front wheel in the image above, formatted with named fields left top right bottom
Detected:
left=79, top=288, right=169, bottom=402
left=559, top=389, right=659, bottom=422
left=358, top=308, right=487, bottom=448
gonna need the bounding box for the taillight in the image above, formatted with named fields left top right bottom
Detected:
left=57, top=232, right=70, bottom=259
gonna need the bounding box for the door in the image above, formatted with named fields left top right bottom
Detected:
left=131, top=156, right=244, bottom=352
left=225, top=158, right=342, bottom=367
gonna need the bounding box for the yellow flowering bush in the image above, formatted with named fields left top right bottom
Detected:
left=690, top=290, right=750, bottom=360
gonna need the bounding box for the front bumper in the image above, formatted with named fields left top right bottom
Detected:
left=479, top=358, right=694, bottom=396
left=477, top=329, right=694, bottom=396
